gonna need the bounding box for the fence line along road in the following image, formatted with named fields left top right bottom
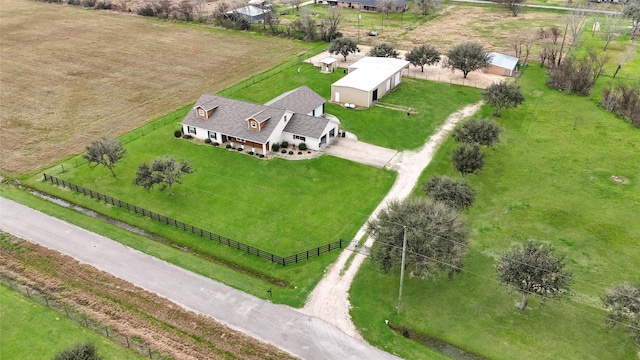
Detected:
left=452, top=0, right=620, bottom=14
left=42, top=174, right=343, bottom=266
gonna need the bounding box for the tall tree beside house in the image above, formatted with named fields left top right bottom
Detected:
left=320, top=7, right=342, bottom=42
left=368, top=43, right=399, bottom=58
left=405, top=44, right=441, bottom=72
left=497, top=241, right=572, bottom=311
left=367, top=197, right=469, bottom=278
left=483, top=81, right=525, bottom=117
left=445, top=42, right=491, bottom=79
left=133, top=156, right=193, bottom=196
left=83, top=137, right=127, bottom=177
left=329, top=37, right=358, bottom=61
left=376, top=0, right=396, bottom=19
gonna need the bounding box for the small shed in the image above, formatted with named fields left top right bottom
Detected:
left=485, top=52, right=519, bottom=77
left=319, top=58, right=337, bottom=73
left=226, top=5, right=270, bottom=24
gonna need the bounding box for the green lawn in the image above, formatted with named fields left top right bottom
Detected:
left=0, top=285, right=142, bottom=360
left=350, top=65, right=640, bottom=359
left=224, top=62, right=484, bottom=150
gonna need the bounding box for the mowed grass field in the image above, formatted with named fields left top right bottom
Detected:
left=0, top=285, right=143, bottom=360
left=0, top=0, right=312, bottom=175
left=350, top=65, right=640, bottom=359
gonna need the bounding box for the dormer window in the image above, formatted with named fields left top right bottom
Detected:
left=198, top=108, right=205, bottom=117
left=250, top=120, right=258, bottom=129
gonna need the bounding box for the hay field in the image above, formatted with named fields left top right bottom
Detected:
left=0, top=0, right=310, bottom=175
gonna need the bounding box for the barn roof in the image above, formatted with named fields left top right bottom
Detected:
left=331, top=56, right=409, bottom=92
left=488, top=52, right=519, bottom=70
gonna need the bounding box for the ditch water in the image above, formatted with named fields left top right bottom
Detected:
left=390, top=325, right=487, bottom=360
left=25, top=188, right=288, bottom=286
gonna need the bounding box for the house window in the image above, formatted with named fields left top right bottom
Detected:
left=208, top=131, right=216, bottom=140
left=294, top=135, right=306, bottom=141
left=198, top=108, right=205, bottom=117
left=187, top=126, right=196, bottom=134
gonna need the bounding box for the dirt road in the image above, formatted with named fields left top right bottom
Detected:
left=301, top=101, right=484, bottom=338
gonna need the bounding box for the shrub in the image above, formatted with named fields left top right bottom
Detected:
left=212, top=142, right=219, bottom=146
left=259, top=154, right=265, bottom=158
left=174, top=130, right=182, bottom=138
left=307, top=151, right=311, bottom=154
left=237, top=147, right=243, bottom=151
left=67, top=0, right=81, bottom=5
left=281, top=149, right=287, bottom=154
left=95, top=1, right=112, bottom=9
left=182, top=134, right=192, bottom=139
left=423, top=175, right=476, bottom=210
left=272, top=143, right=280, bottom=152
left=54, top=342, right=102, bottom=360
left=601, top=84, right=640, bottom=128
left=281, top=141, right=289, bottom=148
left=82, top=0, right=96, bottom=7
left=248, top=151, right=254, bottom=155
left=298, top=151, right=302, bottom=155
left=453, top=118, right=503, bottom=147
left=298, top=142, right=307, bottom=150
left=204, top=138, right=211, bottom=144
left=226, top=144, right=232, bottom=149
left=137, top=4, right=155, bottom=16
left=289, top=151, right=294, bottom=155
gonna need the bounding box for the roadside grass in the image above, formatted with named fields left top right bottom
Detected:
left=350, top=65, right=640, bottom=359
left=0, top=285, right=142, bottom=360
left=223, top=63, right=484, bottom=150
left=0, top=185, right=332, bottom=307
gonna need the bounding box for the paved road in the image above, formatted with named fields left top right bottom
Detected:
left=452, top=0, right=620, bottom=14
left=0, top=197, right=401, bottom=360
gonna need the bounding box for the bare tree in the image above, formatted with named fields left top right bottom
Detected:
left=613, top=45, right=637, bottom=78
left=116, top=0, right=128, bottom=11
left=538, top=26, right=561, bottom=67
left=622, top=0, right=640, bottom=40
left=321, top=7, right=342, bottom=42
left=290, top=0, right=300, bottom=12
left=600, top=12, right=624, bottom=51
left=492, top=0, right=524, bottom=17
left=565, top=7, right=587, bottom=49
left=376, top=0, right=396, bottom=19
left=177, top=0, right=194, bottom=21
left=414, top=0, right=443, bottom=16
left=293, top=8, right=318, bottom=41
left=192, top=0, right=207, bottom=21
left=509, top=30, right=536, bottom=64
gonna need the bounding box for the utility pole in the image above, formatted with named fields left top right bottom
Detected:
left=357, top=12, right=361, bottom=44
left=397, top=225, right=407, bottom=315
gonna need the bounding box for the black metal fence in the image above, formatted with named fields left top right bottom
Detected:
left=43, top=174, right=343, bottom=266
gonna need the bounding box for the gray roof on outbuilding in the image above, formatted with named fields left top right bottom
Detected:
left=488, top=52, right=519, bottom=70
left=265, top=86, right=326, bottom=115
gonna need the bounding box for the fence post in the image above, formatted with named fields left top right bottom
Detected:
left=44, top=296, right=49, bottom=307
left=84, top=315, right=89, bottom=327
left=148, top=347, right=152, bottom=358
left=126, top=336, right=130, bottom=348
left=105, top=326, right=109, bottom=337
left=64, top=305, right=69, bottom=318
left=26, top=287, right=30, bottom=298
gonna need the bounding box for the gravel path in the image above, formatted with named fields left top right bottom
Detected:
left=301, top=101, right=484, bottom=338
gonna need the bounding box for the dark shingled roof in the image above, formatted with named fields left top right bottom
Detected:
left=182, top=91, right=333, bottom=144
left=265, top=86, right=326, bottom=115
left=284, top=113, right=329, bottom=139
left=182, top=94, right=287, bottom=144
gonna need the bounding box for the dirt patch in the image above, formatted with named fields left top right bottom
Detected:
left=0, top=233, right=297, bottom=360
left=611, top=175, right=630, bottom=184
left=0, top=0, right=308, bottom=175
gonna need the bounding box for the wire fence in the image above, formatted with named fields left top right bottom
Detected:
left=0, top=274, right=163, bottom=359
left=42, top=174, right=344, bottom=266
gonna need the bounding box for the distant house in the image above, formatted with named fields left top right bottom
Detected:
left=319, top=57, right=338, bottom=73
left=181, top=86, right=339, bottom=155
left=332, top=0, right=408, bottom=12
left=485, top=52, right=519, bottom=77
left=226, top=5, right=270, bottom=24
left=331, top=56, right=410, bottom=108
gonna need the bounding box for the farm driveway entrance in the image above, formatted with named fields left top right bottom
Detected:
left=321, top=137, right=398, bottom=168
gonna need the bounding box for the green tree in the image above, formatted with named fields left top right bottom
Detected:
left=405, top=45, right=441, bottom=72
left=452, top=143, right=484, bottom=177
left=603, top=283, right=640, bottom=344
left=445, top=42, right=491, bottom=79
left=483, top=81, right=525, bottom=117
left=83, top=137, right=127, bottom=177
left=134, top=156, right=193, bottom=196
left=367, top=43, right=399, bottom=58
left=497, top=241, right=572, bottom=311
left=453, top=118, right=503, bottom=147
left=54, top=342, right=102, bottom=360
left=492, top=0, right=524, bottom=16
left=367, top=198, right=469, bottom=278
left=423, top=175, right=476, bottom=211
left=329, top=37, right=357, bottom=61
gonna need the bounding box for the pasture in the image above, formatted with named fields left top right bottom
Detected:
left=0, top=0, right=314, bottom=175
left=350, top=65, right=640, bottom=359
